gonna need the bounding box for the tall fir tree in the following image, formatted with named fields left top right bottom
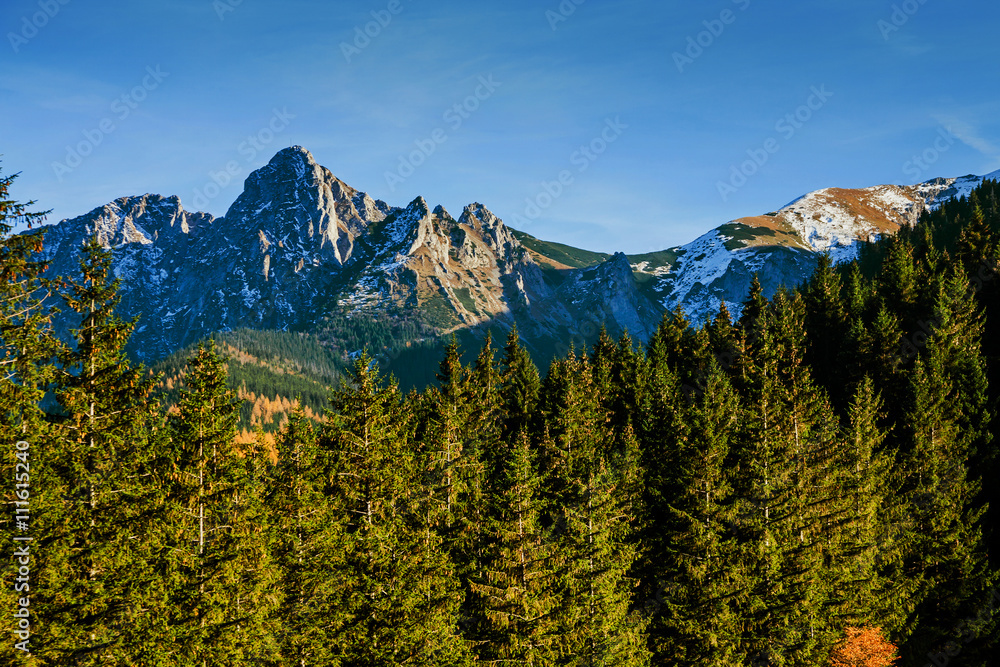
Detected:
left=654, top=361, right=744, bottom=666
left=321, top=354, right=470, bottom=666
left=802, top=253, right=849, bottom=410
left=895, top=271, right=996, bottom=666
left=732, top=289, right=847, bottom=666
left=0, top=165, right=61, bottom=664
left=164, top=340, right=275, bottom=665
left=40, top=237, right=159, bottom=663
left=471, top=431, right=559, bottom=667
left=423, top=335, right=482, bottom=570
left=499, top=325, right=541, bottom=443
left=555, top=444, right=649, bottom=667
left=829, top=377, right=903, bottom=636
left=266, top=405, right=348, bottom=665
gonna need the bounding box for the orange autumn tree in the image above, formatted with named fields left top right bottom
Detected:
left=830, top=627, right=898, bottom=667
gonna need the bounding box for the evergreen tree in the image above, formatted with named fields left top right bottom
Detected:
left=499, top=325, right=541, bottom=443
left=471, top=431, right=559, bottom=666
left=802, top=254, right=849, bottom=409
left=35, top=238, right=160, bottom=663
left=469, top=330, right=503, bottom=476
left=955, top=204, right=997, bottom=275
left=322, top=354, right=470, bottom=666
left=164, top=340, right=274, bottom=665
left=706, top=301, right=737, bottom=375
left=0, top=165, right=61, bottom=664
left=556, top=443, right=649, bottom=667
left=0, top=163, right=56, bottom=439
left=843, top=262, right=873, bottom=321
left=647, top=306, right=697, bottom=387
left=634, top=315, right=685, bottom=644
left=609, top=331, right=646, bottom=433
left=267, top=406, right=348, bottom=665
left=732, top=289, right=846, bottom=666
left=879, top=238, right=918, bottom=324
left=894, top=272, right=996, bottom=665
left=424, top=335, right=482, bottom=565
left=654, top=361, right=743, bottom=666
left=828, top=378, right=906, bottom=636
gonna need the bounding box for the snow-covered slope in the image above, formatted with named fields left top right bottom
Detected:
left=627, top=173, right=996, bottom=323
left=915, top=169, right=1000, bottom=210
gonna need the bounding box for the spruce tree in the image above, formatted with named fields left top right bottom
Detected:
left=164, top=340, right=273, bottom=665
left=829, top=378, right=903, bottom=636
left=425, top=335, right=482, bottom=566
left=267, top=406, right=348, bottom=665
left=654, top=361, right=743, bottom=666
left=0, top=166, right=61, bottom=664
left=895, top=271, right=996, bottom=665
left=634, top=316, right=685, bottom=643
left=879, top=238, right=918, bottom=324
left=471, top=431, right=559, bottom=666
left=0, top=163, right=56, bottom=439
left=34, top=237, right=161, bottom=663
left=322, top=354, right=470, bottom=666
left=499, top=325, right=541, bottom=443
left=556, top=450, right=649, bottom=667
left=731, top=289, right=846, bottom=666
left=802, top=253, right=849, bottom=409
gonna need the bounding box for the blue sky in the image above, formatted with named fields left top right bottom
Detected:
left=2, top=0, right=999, bottom=253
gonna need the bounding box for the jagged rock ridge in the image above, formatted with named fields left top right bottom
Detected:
left=37, top=146, right=659, bottom=360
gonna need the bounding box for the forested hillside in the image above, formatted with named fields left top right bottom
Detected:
left=1, top=164, right=998, bottom=665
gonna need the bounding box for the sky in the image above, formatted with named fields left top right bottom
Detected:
left=2, top=0, right=1000, bottom=254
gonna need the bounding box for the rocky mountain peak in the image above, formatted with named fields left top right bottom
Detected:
left=457, top=203, right=527, bottom=272
left=433, top=204, right=454, bottom=221
left=50, top=194, right=213, bottom=251
left=224, top=146, right=391, bottom=265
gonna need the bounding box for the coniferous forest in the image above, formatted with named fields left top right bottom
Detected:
left=2, top=165, right=999, bottom=666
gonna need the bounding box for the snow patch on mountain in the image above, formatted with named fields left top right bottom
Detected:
left=779, top=184, right=924, bottom=262
left=915, top=169, right=1000, bottom=210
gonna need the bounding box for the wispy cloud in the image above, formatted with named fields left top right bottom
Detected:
left=932, top=115, right=1000, bottom=169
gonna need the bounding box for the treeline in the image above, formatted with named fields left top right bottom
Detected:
left=1, top=164, right=998, bottom=665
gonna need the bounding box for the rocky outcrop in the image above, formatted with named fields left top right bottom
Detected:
left=549, top=252, right=660, bottom=340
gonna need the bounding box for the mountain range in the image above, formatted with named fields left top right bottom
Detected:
left=32, top=145, right=1000, bottom=369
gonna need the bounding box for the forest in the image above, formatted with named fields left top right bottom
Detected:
left=1, top=163, right=998, bottom=666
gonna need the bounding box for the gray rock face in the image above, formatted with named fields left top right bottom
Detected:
left=34, top=146, right=661, bottom=361
left=675, top=247, right=818, bottom=322
left=37, top=148, right=396, bottom=360
left=551, top=252, right=660, bottom=340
